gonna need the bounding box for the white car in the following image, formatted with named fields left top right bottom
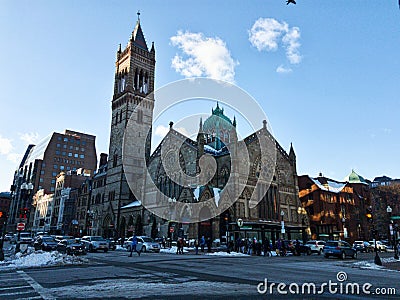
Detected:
left=81, top=236, right=109, bottom=252
left=124, top=236, right=160, bottom=253
left=369, top=240, right=387, bottom=252
left=305, top=240, right=326, bottom=255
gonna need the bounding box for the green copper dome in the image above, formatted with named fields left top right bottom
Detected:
left=345, top=169, right=368, bottom=185
left=202, top=103, right=236, bottom=150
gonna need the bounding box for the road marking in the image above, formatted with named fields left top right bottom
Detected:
left=0, top=285, right=28, bottom=291
left=17, top=270, right=55, bottom=300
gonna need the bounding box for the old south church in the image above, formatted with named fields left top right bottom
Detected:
left=86, top=17, right=308, bottom=244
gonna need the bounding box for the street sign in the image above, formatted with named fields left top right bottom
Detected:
left=169, top=227, right=174, bottom=233
left=391, top=216, right=400, bottom=220
left=237, top=218, right=243, bottom=227
left=16, top=223, right=25, bottom=231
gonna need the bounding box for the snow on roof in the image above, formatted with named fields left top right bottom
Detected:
left=310, top=178, right=346, bottom=193
left=121, top=200, right=142, bottom=209
left=204, top=145, right=224, bottom=155
left=213, top=188, right=221, bottom=206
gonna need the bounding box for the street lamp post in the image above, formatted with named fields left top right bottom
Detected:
left=280, top=210, right=285, bottom=239
left=394, top=224, right=399, bottom=260
left=387, top=205, right=393, bottom=248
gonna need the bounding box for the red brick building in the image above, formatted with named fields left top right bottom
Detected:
left=299, top=171, right=371, bottom=243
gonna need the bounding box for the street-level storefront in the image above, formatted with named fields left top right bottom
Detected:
left=228, top=221, right=308, bottom=246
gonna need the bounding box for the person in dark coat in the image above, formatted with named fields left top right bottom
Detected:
left=207, top=237, right=212, bottom=253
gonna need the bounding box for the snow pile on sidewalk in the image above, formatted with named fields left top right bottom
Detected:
left=351, top=260, right=385, bottom=270
left=205, top=251, right=248, bottom=257
left=382, top=257, right=400, bottom=263
left=160, top=246, right=189, bottom=254
left=115, top=245, right=127, bottom=252
left=0, top=249, right=88, bottom=270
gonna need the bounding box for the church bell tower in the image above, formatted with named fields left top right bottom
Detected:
left=106, top=13, right=156, bottom=232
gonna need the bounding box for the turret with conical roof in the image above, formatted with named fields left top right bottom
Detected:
left=345, top=170, right=368, bottom=185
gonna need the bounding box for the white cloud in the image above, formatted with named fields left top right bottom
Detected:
left=170, top=31, right=238, bottom=83
left=7, top=153, right=23, bottom=164
left=155, top=125, right=169, bottom=138
left=19, top=132, right=40, bottom=144
left=249, top=18, right=302, bottom=71
left=155, top=125, right=190, bottom=138
left=276, top=65, right=293, bottom=74
left=0, top=135, right=13, bottom=155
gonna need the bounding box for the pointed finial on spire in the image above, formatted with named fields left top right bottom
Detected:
left=233, top=116, right=237, bottom=127
left=118, top=43, right=122, bottom=53
left=199, top=117, right=203, bottom=131
left=137, top=10, right=141, bottom=22
left=263, top=120, right=267, bottom=129
left=151, top=41, right=155, bottom=52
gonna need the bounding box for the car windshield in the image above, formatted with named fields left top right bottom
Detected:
left=91, top=236, right=105, bottom=241
left=325, top=241, right=338, bottom=247
left=20, top=233, right=31, bottom=237
left=42, top=236, right=56, bottom=242
left=142, top=237, right=154, bottom=242
left=66, top=239, right=80, bottom=244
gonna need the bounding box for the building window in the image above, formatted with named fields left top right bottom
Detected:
left=80, top=154, right=85, bottom=159
left=60, top=165, right=65, bottom=170
left=58, top=137, right=62, bottom=141
left=69, top=145, right=73, bottom=150
left=40, top=170, right=45, bottom=175
left=68, top=152, right=72, bottom=157
left=39, top=178, right=43, bottom=183
left=62, top=151, right=66, bottom=156
left=82, top=141, right=86, bottom=146
left=64, top=137, right=68, bottom=142
left=57, top=143, right=61, bottom=148
left=74, top=153, right=78, bottom=158
left=53, top=164, right=58, bottom=169
left=50, top=187, right=55, bottom=192
left=51, top=179, right=56, bottom=184
left=113, top=153, right=118, bottom=168
left=55, top=150, right=60, bottom=155
left=52, top=172, right=57, bottom=176
left=63, top=144, right=67, bottom=149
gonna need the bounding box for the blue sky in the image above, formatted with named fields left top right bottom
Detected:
left=0, top=0, right=399, bottom=192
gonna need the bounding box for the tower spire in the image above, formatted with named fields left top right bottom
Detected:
left=137, top=10, right=140, bottom=22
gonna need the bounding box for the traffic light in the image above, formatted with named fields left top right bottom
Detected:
left=0, top=211, right=3, bottom=218
left=366, top=207, right=373, bottom=224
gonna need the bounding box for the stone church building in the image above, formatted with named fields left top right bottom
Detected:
left=90, top=17, right=308, bottom=244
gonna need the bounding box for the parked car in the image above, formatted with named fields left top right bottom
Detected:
left=105, top=238, right=117, bottom=250
left=4, top=233, right=16, bottom=243
left=81, top=236, right=109, bottom=252
left=288, top=240, right=312, bottom=256
left=19, top=232, right=34, bottom=245
left=33, top=236, right=58, bottom=251
left=369, top=240, right=388, bottom=252
left=124, top=236, right=160, bottom=253
left=324, top=240, right=357, bottom=259
left=306, top=240, right=326, bottom=255
left=57, top=239, right=86, bottom=255
left=353, top=241, right=374, bottom=253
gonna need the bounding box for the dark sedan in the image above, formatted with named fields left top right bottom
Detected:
left=57, top=239, right=86, bottom=255
left=33, top=236, right=58, bottom=251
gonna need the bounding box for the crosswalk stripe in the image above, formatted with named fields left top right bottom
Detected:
left=17, top=270, right=55, bottom=300
left=0, top=285, right=30, bottom=291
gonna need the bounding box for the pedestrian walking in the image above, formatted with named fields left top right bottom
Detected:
left=128, top=235, right=141, bottom=257
left=200, top=236, right=205, bottom=253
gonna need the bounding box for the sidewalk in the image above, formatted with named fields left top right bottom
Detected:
left=382, top=257, right=400, bottom=271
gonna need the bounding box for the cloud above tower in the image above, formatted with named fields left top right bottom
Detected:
left=170, top=31, right=238, bottom=83
left=249, top=18, right=302, bottom=73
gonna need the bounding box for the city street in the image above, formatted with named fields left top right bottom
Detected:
left=1, top=249, right=399, bottom=299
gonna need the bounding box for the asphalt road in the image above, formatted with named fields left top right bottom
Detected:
left=1, top=249, right=399, bottom=299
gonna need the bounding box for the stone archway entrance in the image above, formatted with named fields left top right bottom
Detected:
left=102, top=214, right=114, bottom=238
